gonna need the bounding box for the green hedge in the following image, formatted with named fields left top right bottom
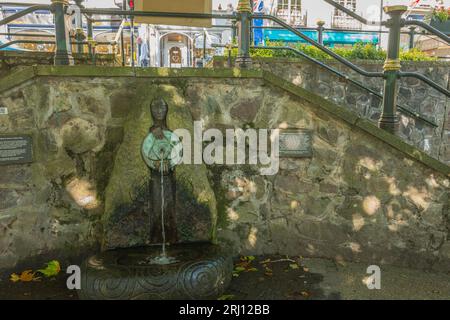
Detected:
left=229, top=42, right=436, bottom=62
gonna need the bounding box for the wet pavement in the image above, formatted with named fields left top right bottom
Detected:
left=0, top=255, right=449, bottom=300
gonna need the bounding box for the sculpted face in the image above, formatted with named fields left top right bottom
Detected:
left=151, top=98, right=168, bottom=122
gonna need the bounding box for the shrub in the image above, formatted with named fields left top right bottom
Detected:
left=400, top=48, right=436, bottom=61
left=226, top=41, right=435, bottom=61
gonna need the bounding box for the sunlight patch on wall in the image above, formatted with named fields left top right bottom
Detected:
left=348, top=242, right=362, bottom=253
left=290, top=200, right=300, bottom=210
left=66, top=178, right=99, bottom=209
left=278, top=121, right=289, bottom=129
left=352, top=214, right=365, bottom=231
left=248, top=226, right=258, bottom=248
left=358, top=157, right=383, bottom=172
left=227, top=207, right=239, bottom=221
left=363, top=196, right=380, bottom=216
left=385, top=177, right=401, bottom=196
left=403, top=186, right=430, bottom=210
left=425, top=175, right=440, bottom=189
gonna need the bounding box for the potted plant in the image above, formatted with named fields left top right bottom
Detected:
left=429, top=6, right=450, bottom=33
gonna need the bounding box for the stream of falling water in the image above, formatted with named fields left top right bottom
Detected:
left=160, top=159, right=166, bottom=257
left=144, top=157, right=177, bottom=265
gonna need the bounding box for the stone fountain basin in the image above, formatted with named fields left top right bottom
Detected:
left=78, top=243, right=233, bottom=300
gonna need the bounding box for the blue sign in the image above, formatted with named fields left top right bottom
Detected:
left=263, top=29, right=379, bottom=45
left=253, top=16, right=264, bottom=45
left=0, top=41, right=24, bottom=51
left=253, top=1, right=265, bottom=46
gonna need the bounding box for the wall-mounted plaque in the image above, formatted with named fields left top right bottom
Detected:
left=279, top=129, right=313, bottom=158
left=0, top=135, right=33, bottom=165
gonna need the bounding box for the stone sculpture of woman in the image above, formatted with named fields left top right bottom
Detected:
left=142, top=98, right=182, bottom=245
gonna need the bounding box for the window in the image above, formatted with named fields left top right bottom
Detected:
left=334, top=0, right=357, bottom=17
left=332, top=0, right=361, bottom=29
left=276, top=0, right=306, bottom=26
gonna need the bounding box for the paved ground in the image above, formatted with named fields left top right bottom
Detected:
left=0, top=255, right=449, bottom=300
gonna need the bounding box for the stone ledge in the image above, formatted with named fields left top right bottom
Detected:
left=0, top=66, right=264, bottom=93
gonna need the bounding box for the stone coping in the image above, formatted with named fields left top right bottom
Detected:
left=0, top=65, right=448, bottom=177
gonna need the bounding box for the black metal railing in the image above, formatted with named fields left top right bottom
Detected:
left=0, top=39, right=114, bottom=50
left=256, top=14, right=449, bottom=96
left=212, top=43, right=437, bottom=128
left=257, top=14, right=384, bottom=78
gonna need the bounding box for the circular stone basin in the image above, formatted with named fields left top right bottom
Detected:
left=78, top=243, right=233, bottom=300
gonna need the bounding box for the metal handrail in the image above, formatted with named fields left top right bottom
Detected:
left=0, top=2, right=42, bottom=7
left=257, top=14, right=450, bottom=98
left=213, top=43, right=437, bottom=128
left=0, top=5, right=51, bottom=26
left=257, top=14, right=383, bottom=78
left=400, top=72, right=450, bottom=96
left=0, top=39, right=114, bottom=50
left=0, top=33, right=54, bottom=38
left=322, top=1, right=450, bottom=43
left=0, top=39, right=54, bottom=49
left=404, top=20, right=450, bottom=44
left=257, top=46, right=438, bottom=127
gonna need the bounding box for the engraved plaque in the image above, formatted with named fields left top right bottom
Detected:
left=0, top=135, right=33, bottom=165
left=279, top=129, right=312, bottom=158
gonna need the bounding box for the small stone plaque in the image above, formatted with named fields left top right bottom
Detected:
left=0, top=135, right=33, bottom=165
left=0, top=107, right=8, bottom=115
left=279, top=129, right=313, bottom=158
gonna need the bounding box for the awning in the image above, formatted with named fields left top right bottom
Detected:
left=262, top=29, right=379, bottom=45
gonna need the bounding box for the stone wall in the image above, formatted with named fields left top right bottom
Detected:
left=0, top=51, right=118, bottom=78
left=214, top=57, right=450, bottom=165
left=0, top=67, right=449, bottom=273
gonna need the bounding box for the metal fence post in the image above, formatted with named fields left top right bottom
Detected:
left=52, top=0, right=74, bottom=65
left=231, top=19, right=237, bottom=43
left=87, top=15, right=94, bottom=57
left=379, top=5, right=407, bottom=134
left=74, top=0, right=85, bottom=54
left=235, top=0, right=252, bottom=68
left=408, top=26, right=416, bottom=50
left=317, top=20, right=325, bottom=45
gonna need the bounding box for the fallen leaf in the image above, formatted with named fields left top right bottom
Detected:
left=37, top=260, right=61, bottom=278
left=21, top=270, right=38, bottom=282
left=301, top=291, right=310, bottom=297
left=289, top=263, right=299, bottom=270
left=303, top=267, right=309, bottom=272
left=10, top=273, right=20, bottom=282
left=10, top=270, right=41, bottom=282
